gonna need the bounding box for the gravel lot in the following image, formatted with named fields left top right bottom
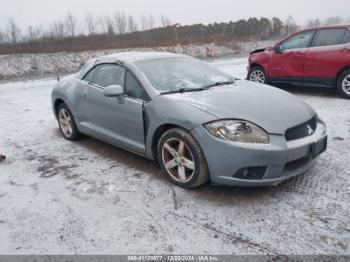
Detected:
left=0, top=57, right=349, bottom=255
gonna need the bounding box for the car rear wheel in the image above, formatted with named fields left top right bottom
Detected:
left=248, top=66, right=266, bottom=84
left=157, top=128, right=209, bottom=189
left=337, top=69, right=350, bottom=99
left=57, top=103, right=82, bottom=141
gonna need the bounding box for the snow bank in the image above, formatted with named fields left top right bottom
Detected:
left=0, top=41, right=272, bottom=80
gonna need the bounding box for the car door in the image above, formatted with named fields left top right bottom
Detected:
left=78, top=63, right=147, bottom=154
left=304, top=28, right=350, bottom=86
left=116, top=70, right=150, bottom=154
left=269, top=30, right=315, bottom=81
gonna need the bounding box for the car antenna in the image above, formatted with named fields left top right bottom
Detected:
left=52, top=57, right=60, bottom=82
left=55, top=69, right=60, bottom=82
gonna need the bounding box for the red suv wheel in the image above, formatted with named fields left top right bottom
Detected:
left=248, top=66, right=266, bottom=84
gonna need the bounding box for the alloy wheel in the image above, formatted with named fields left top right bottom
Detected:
left=161, top=138, right=195, bottom=183
left=58, top=108, right=73, bottom=138
left=342, top=74, right=350, bottom=95
left=249, top=69, right=266, bottom=83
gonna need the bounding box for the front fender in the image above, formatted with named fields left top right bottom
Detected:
left=51, top=76, right=82, bottom=120
left=249, top=50, right=271, bottom=76
left=144, top=96, right=218, bottom=159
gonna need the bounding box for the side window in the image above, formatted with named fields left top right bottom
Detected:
left=90, top=64, right=125, bottom=88
left=313, top=29, right=346, bottom=47
left=280, top=31, right=314, bottom=50
left=83, top=68, right=94, bottom=83
left=343, top=30, right=350, bottom=44
left=125, top=71, right=148, bottom=101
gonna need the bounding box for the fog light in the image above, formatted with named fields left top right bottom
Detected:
left=233, top=166, right=267, bottom=180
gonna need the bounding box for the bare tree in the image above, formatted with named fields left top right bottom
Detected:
left=65, top=11, right=78, bottom=37
left=148, top=13, right=155, bottom=29
left=50, top=21, right=66, bottom=39
left=27, top=26, right=35, bottom=41
left=101, top=15, right=114, bottom=35
left=85, top=13, right=97, bottom=36
left=283, top=15, right=298, bottom=36
left=160, top=14, right=171, bottom=27
left=114, top=11, right=127, bottom=34
left=127, top=15, right=138, bottom=32
left=305, top=18, right=321, bottom=28
left=140, top=13, right=155, bottom=30
left=7, top=18, right=21, bottom=44
left=140, top=14, right=147, bottom=31
left=97, top=16, right=105, bottom=34
left=0, top=28, right=5, bottom=43
left=323, top=17, right=343, bottom=26
left=26, top=25, right=41, bottom=42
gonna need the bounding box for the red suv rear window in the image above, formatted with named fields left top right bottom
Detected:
left=313, top=29, right=346, bottom=47
left=343, top=30, right=350, bottom=44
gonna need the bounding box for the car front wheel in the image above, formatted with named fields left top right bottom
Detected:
left=248, top=66, right=266, bottom=84
left=157, top=128, right=209, bottom=189
left=337, top=69, right=350, bottom=99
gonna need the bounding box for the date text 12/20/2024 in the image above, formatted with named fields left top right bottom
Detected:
left=127, top=255, right=219, bottom=261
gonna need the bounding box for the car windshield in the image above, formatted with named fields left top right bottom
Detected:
left=135, top=57, right=234, bottom=93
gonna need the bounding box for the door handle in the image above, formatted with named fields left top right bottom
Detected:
left=340, top=48, right=350, bottom=53
left=290, top=51, right=305, bottom=55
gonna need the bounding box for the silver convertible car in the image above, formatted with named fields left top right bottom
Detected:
left=52, top=52, right=327, bottom=188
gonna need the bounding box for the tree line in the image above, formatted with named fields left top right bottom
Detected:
left=0, top=12, right=348, bottom=55
left=0, top=12, right=170, bottom=43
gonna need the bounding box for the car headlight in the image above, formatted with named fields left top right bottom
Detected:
left=204, top=120, right=269, bottom=144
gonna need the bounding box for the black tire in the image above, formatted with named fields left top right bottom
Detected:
left=157, top=128, right=209, bottom=189
left=57, top=103, right=82, bottom=141
left=247, top=66, right=267, bottom=84
left=336, top=69, right=350, bottom=99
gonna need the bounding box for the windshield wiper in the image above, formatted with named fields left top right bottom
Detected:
left=161, top=87, right=210, bottom=95
left=160, top=80, right=235, bottom=95
left=203, top=80, right=235, bottom=89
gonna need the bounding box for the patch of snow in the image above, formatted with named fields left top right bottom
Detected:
left=0, top=41, right=272, bottom=81
left=0, top=57, right=348, bottom=255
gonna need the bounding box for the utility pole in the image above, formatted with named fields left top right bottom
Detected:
left=172, top=23, right=181, bottom=53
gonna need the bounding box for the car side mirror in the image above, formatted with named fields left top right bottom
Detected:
left=104, top=85, right=124, bottom=97
left=273, top=45, right=284, bottom=53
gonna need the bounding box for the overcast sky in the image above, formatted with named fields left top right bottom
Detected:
left=1, top=0, right=349, bottom=30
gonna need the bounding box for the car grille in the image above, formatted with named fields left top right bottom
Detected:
left=285, top=117, right=317, bottom=141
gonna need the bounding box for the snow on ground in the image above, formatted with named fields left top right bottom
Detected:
left=0, top=58, right=349, bottom=255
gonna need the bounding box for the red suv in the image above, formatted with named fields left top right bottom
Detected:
left=247, top=25, right=350, bottom=98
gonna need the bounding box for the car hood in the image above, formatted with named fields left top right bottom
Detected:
left=165, top=80, right=316, bottom=134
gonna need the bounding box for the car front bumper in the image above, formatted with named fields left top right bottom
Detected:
left=191, top=122, right=327, bottom=187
